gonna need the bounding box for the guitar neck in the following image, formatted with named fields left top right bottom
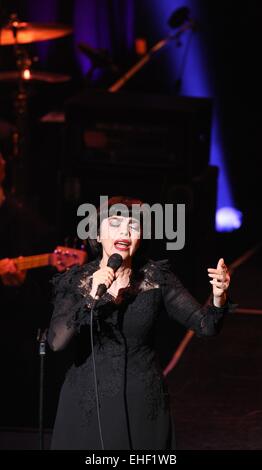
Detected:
left=13, top=254, right=51, bottom=271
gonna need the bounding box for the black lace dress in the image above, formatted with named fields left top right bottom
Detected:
left=48, top=258, right=230, bottom=450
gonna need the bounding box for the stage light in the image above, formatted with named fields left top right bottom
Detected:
left=216, top=207, right=243, bottom=232
left=147, top=0, right=242, bottom=231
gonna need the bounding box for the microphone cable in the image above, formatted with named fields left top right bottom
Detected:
left=89, top=253, right=123, bottom=450
left=90, top=298, right=105, bottom=450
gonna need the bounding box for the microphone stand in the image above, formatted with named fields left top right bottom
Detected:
left=37, top=328, right=48, bottom=451
left=108, top=19, right=195, bottom=93
left=8, top=13, right=33, bottom=201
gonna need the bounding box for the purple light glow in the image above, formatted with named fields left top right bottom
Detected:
left=216, top=207, right=243, bottom=232
left=73, top=0, right=134, bottom=78
left=25, top=0, right=59, bottom=64
left=73, top=0, right=112, bottom=76
left=147, top=0, right=242, bottom=230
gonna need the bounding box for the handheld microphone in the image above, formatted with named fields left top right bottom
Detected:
left=95, top=253, right=123, bottom=298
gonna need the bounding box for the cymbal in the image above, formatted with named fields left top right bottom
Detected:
left=0, top=22, right=72, bottom=45
left=0, top=70, right=71, bottom=83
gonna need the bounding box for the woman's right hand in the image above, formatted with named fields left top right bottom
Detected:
left=90, top=267, right=115, bottom=298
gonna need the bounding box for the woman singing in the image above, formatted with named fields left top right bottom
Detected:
left=48, top=196, right=231, bottom=450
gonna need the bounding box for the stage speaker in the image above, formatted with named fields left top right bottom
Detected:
left=64, top=90, right=212, bottom=181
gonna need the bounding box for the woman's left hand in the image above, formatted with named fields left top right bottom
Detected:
left=208, top=258, right=230, bottom=307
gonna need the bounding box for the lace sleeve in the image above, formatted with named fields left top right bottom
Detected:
left=155, top=259, right=235, bottom=337
left=47, top=265, right=94, bottom=351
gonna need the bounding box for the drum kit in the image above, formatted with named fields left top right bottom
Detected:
left=0, top=14, right=72, bottom=80
left=0, top=14, right=73, bottom=198
left=0, top=8, right=194, bottom=199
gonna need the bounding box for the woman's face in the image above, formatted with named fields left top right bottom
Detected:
left=99, top=215, right=141, bottom=261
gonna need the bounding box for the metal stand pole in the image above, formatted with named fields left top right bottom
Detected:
left=37, top=328, right=48, bottom=451
left=108, top=20, right=195, bottom=93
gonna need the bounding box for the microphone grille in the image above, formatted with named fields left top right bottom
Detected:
left=107, top=253, right=123, bottom=271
